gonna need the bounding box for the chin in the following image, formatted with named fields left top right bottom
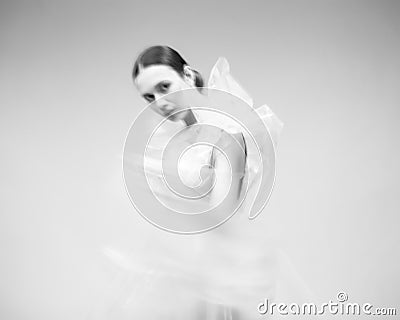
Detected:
left=169, top=111, right=187, bottom=121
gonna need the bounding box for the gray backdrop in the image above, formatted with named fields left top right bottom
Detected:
left=0, top=0, right=399, bottom=318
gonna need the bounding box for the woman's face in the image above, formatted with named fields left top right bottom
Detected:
left=134, top=64, right=194, bottom=121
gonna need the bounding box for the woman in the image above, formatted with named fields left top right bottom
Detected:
left=90, top=45, right=313, bottom=319
left=132, top=45, right=251, bottom=233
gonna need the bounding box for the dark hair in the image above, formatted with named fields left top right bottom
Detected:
left=132, top=45, right=204, bottom=92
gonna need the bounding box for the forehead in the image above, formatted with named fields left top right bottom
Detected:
left=135, top=65, right=182, bottom=93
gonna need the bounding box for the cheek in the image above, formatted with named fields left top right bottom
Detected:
left=170, top=79, right=184, bottom=91
left=164, top=92, right=180, bottom=106
left=166, top=88, right=188, bottom=107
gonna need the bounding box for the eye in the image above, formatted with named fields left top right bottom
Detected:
left=143, top=94, right=155, bottom=102
left=159, top=82, right=170, bottom=93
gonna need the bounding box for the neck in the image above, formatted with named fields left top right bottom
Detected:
left=183, top=109, right=197, bottom=126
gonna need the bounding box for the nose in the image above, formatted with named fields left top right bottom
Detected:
left=154, top=95, right=170, bottom=111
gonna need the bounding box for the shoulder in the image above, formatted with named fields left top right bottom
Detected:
left=216, top=130, right=246, bottom=152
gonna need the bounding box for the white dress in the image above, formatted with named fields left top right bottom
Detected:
left=88, top=58, right=314, bottom=319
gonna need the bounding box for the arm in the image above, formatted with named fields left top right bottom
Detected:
left=209, top=132, right=247, bottom=211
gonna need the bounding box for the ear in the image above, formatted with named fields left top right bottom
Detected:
left=183, top=65, right=196, bottom=87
